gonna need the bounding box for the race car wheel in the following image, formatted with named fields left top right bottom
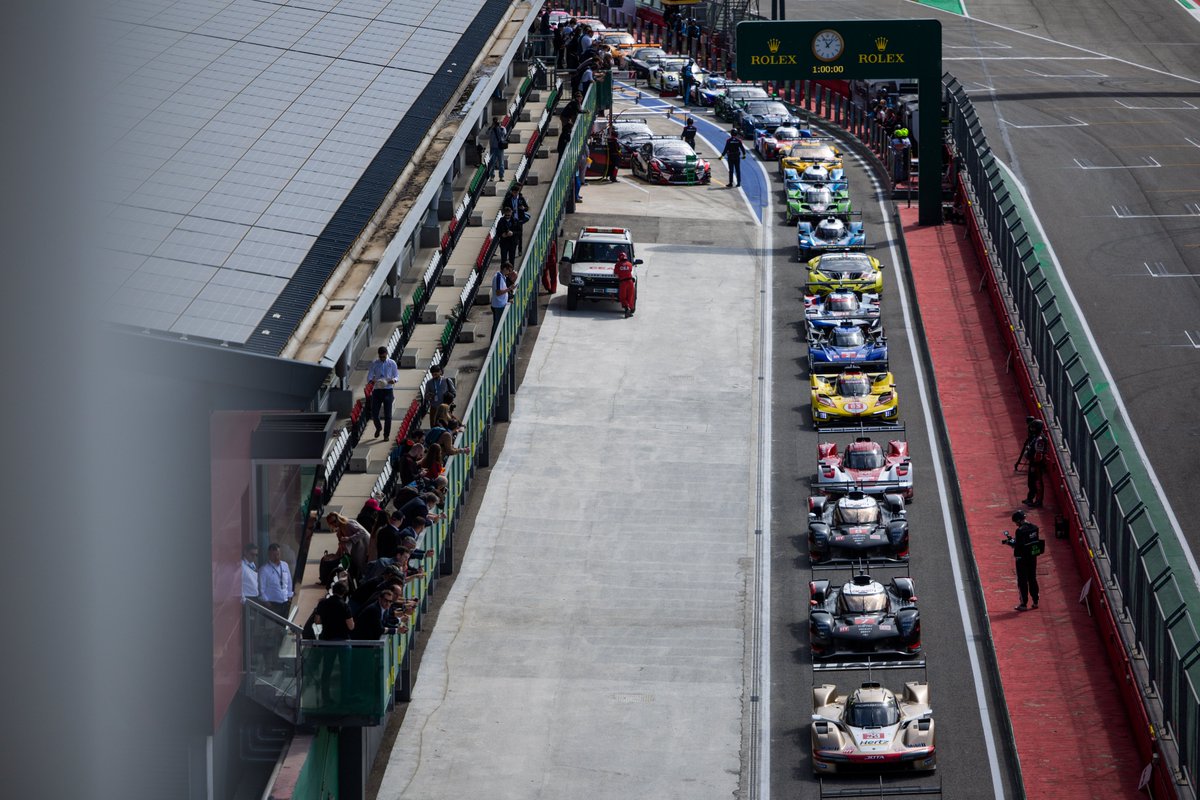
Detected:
left=566, top=287, right=580, bottom=311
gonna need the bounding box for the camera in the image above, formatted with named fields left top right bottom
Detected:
left=1001, top=530, right=1013, bottom=544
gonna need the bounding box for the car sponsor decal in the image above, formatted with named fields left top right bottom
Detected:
left=845, top=401, right=867, bottom=412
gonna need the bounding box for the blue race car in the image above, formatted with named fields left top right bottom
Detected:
left=735, top=100, right=801, bottom=138
left=805, top=287, right=881, bottom=332
left=691, top=74, right=730, bottom=106
left=808, top=320, right=888, bottom=373
left=798, top=216, right=866, bottom=258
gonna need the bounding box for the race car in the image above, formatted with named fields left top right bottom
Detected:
left=811, top=367, right=899, bottom=425
left=646, top=58, right=689, bottom=95
left=734, top=100, right=801, bottom=138
left=785, top=165, right=851, bottom=225
left=809, top=571, right=920, bottom=655
left=798, top=216, right=865, bottom=258
left=715, top=84, right=770, bottom=121
left=816, top=434, right=913, bottom=501
left=804, top=287, right=880, bottom=331
left=630, top=137, right=711, bottom=185
left=807, top=492, right=908, bottom=564
left=592, top=115, right=654, bottom=167
left=780, top=139, right=843, bottom=175
left=807, top=251, right=885, bottom=295
left=756, top=125, right=809, bottom=160
left=595, top=31, right=636, bottom=65
left=627, top=46, right=669, bottom=78
left=808, top=321, right=888, bottom=373
left=690, top=74, right=731, bottom=107
left=811, top=681, right=936, bottom=774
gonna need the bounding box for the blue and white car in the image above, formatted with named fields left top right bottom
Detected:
left=690, top=73, right=730, bottom=106
left=735, top=100, right=801, bottom=138
left=805, top=288, right=881, bottom=332
left=798, top=216, right=866, bottom=258
left=808, top=321, right=888, bottom=373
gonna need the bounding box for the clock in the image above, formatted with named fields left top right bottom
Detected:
left=812, top=29, right=844, bottom=62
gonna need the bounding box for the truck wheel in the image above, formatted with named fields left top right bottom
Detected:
left=567, top=288, right=579, bottom=311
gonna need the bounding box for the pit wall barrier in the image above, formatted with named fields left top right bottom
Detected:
left=945, top=74, right=1198, bottom=799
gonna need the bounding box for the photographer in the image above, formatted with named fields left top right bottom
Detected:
left=1002, top=509, right=1043, bottom=611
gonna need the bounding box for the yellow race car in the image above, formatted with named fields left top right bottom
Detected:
left=807, top=251, right=884, bottom=294
left=780, top=139, right=843, bottom=174
left=812, top=367, right=899, bottom=425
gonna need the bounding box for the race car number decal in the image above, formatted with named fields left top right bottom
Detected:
left=845, top=401, right=867, bottom=412
left=860, top=732, right=887, bottom=741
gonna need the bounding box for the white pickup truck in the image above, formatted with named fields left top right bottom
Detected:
left=561, top=226, right=643, bottom=311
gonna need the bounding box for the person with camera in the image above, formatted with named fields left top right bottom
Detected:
left=1015, top=416, right=1048, bottom=508
left=1002, top=509, right=1043, bottom=611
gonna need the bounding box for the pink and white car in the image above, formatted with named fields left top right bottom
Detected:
left=816, top=434, right=913, bottom=501
left=755, top=125, right=807, bottom=160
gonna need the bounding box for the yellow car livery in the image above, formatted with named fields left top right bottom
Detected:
left=780, top=140, right=843, bottom=174
left=807, top=251, right=884, bottom=295
left=811, top=368, right=899, bottom=424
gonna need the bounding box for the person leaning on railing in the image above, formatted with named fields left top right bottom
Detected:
left=326, top=513, right=371, bottom=586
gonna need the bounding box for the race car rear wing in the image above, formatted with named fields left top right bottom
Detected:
left=810, top=477, right=907, bottom=495
left=815, top=422, right=907, bottom=437
left=808, top=356, right=889, bottom=375
left=812, top=655, right=926, bottom=671
left=817, top=776, right=942, bottom=798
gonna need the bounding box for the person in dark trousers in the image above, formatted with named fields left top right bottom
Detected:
left=488, top=117, right=508, bottom=181
left=365, top=345, right=398, bottom=439
left=605, top=130, right=620, bottom=182
left=313, top=582, right=355, bottom=702
left=1003, top=509, right=1042, bottom=611
left=501, top=184, right=530, bottom=253
left=680, top=58, right=695, bottom=106
left=496, top=206, right=519, bottom=265
left=490, top=262, right=515, bottom=339
left=1015, top=416, right=1048, bottom=508
left=681, top=117, right=697, bottom=149
left=721, top=130, right=747, bottom=187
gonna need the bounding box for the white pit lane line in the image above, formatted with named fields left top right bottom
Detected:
left=999, top=116, right=1088, bottom=129
left=1075, top=156, right=1160, bottom=170
left=850, top=148, right=1007, bottom=799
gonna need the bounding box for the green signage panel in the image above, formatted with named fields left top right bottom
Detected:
left=735, top=19, right=940, bottom=81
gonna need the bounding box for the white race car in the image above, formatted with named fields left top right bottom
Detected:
left=811, top=681, right=936, bottom=774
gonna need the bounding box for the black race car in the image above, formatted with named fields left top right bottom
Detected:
left=735, top=100, right=801, bottom=138
left=808, top=491, right=908, bottom=564
left=809, top=572, right=921, bottom=661
left=630, top=137, right=711, bottom=185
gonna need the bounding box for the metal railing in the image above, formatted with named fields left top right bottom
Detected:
left=944, top=73, right=1200, bottom=794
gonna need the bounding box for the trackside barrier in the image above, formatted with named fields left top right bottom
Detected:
left=945, top=73, right=1199, bottom=799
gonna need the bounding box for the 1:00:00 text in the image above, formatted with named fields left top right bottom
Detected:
left=812, top=65, right=844, bottom=74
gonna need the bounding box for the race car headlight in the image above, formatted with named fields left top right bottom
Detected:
left=817, top=394, right=836, bottom=408
left=878, top=392, right=894, bottom=404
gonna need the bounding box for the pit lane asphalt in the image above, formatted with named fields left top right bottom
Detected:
left=606, top=87, right=1018, bottom=796
left=785, top=0, right=1200, bottom=629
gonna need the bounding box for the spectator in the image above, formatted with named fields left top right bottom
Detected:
left=538, top=7, right=551, bottom=36
left=680, top=58, right=695, bottom=107
left=397, top=440, right=425, bottom=488
left=502, top=184, right=531, bottom=253
left=398, top=517, right=432, bottom=564
left=399, top=492, right=444, bottom=528
left=366, top=345, right=399, bottom=440
left=420, top=443, right=445, bottom=480
left=721, top=129, right=747, bottom=188
left=681, top=117, right=697, bottom=149
left=426, top=363, right=457, bottom=411
left=353, top=586, right=403, bottom=639
left=497, top=206, right=520, bottom=265
left=490, top=261, right=515, bottom=339
left=257, top=543, right=294, bottom=617
left=326, top=513, right=371, bottom=585
left=575, top=58, right=595, bottom=100
left=614, top=250, right=636, bottom=318
left=356, top=497, right=385, bottom=537
left=424, top=425, right=467, bottom=457
left=560, top=91, right=583, bottom=132
left=241, top=542, right=260, bottom=604
left=576, top=138, right=589, bottom=203
left=376, top=510, right=405, bottom=561
left=313, top=581, right=355, bottom=702
left=488, top=117, right=508, bottom=181
left=889, top=127, right=911, bottom=183
left=430, top=402, right=462, bottom=432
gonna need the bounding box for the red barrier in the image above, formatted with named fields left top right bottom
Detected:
left=475, top=234, right=493, bottom=270
left=959, top=175, right=1173, bottom=798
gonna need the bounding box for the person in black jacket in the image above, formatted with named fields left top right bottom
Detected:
left=1015, top=417, right=1048, bottom=508
left=496, top=206, right=520, bottom=265
left=721, top=130, right=747, bottom=187
left=353, top=586, right=402, bottom=640
left=1003, top=509, right=1041, bottom=611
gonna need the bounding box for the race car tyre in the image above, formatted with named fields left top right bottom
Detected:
left=567, top=287, right=580, bottom=311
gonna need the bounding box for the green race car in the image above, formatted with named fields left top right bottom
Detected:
left=785, top=164, right=851, bottom=225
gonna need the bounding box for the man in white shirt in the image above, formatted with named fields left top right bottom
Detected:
left=366, top=345, right=400, bottom=440
left=241, top=543, right=259, bottom=604
left=258, top=543, right=293, bottom=618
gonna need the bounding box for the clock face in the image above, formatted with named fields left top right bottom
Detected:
left=812, top=29, right=844, bottom=62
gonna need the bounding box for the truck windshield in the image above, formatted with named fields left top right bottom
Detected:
left=573, top=242, right=632, bottom=263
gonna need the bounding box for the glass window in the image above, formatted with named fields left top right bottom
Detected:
left=832, top=327, right=865, bottom=347
left=827, top=294, right=857, bottom=312
left=845, top=447, right=885, bottom=470
left=806, top=188, right=832, bottom=205
left=837, top=375, right=871, bottom=396
left=836, top=500, right=880, bottom=524
left=845, top=699, right=900, bottom=727
left=838, top=590, right=888, bottom=614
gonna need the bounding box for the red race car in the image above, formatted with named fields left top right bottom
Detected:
left=816, top=428, right=913, bottom=501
